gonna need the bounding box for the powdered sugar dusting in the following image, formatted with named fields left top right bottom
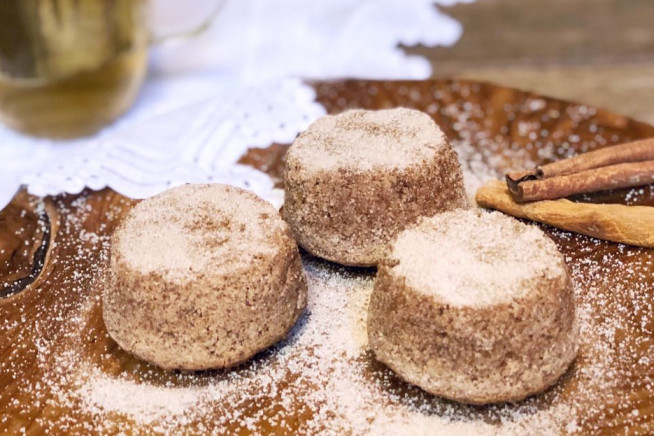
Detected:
left=390, top=209, right=567, bottom=306
left=78, top=376, right=200, bottom=426
left=116, top=184, right=284, bottom=281
left=288, top=108, right=448, bottom=172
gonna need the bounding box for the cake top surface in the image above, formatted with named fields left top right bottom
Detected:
left=286, top=108, right=449, bottom=172
left=388, top=210, right=567, bottom=307
left=112, top=184, right=287, bottom=281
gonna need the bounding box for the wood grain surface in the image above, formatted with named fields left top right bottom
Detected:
left=2, top=79, right=654, bottom=435
left=415, top=0, right=654, bottom=125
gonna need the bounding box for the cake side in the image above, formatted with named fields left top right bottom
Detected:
left=283, top=108, right=468, bottom=266
left=367, top=210, right=579, bottom=404
left=102, top=184, right=307, bottom=370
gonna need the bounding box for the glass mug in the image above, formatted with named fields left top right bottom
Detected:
left=0, top=0, right=221, bottom=139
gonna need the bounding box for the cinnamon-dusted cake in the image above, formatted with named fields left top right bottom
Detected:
left=102, top=184, right=307, bottom=371
left=367, top=209, right=578, bottom=404
left=283, top=108, right=468, bottom=267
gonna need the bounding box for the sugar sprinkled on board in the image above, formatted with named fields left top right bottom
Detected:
left=25, top=247, right=588, bottom=435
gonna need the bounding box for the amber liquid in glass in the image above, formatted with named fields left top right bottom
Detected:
left=0, top=0, right=148, bottom=139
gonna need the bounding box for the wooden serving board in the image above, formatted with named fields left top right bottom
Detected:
left=1, top=79, right=654, bottom=435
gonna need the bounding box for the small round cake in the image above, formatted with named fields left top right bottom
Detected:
left=283, top=108, right=468, bottom=267
left=367, top=210, right=578, bottom=404
left=103, top=184, right=307, bottom=371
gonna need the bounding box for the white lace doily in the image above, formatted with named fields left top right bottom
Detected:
left=0, top=0, right=473, bottom=210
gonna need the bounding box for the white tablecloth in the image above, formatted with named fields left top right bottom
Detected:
left=0, top=0, right=472, bottom=209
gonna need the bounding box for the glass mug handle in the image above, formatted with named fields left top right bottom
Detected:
left=148, top=0, right=227, bottom=46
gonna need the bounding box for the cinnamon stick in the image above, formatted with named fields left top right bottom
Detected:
left=506, top=137, right=654, bottom=184
left=508, top=160, right=654, bottom=202
left=475, top=180, right=654, bottom=248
